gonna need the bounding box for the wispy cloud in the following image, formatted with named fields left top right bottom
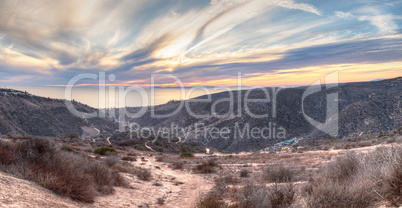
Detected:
left=0, top=0, right=401, bottom=87
left=335, top=11, right=353, bottom=19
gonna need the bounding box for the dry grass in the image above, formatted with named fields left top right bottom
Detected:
left=194, top=159, right=219, bottom=174
left=0, top=137, right=127, bottom=203
left=197, top=196, right=225, bottom=208
left=262, top=163, right=295, bottom=183
left=306, top=145, right=402, bottom=207
left=110, top=162, right=152, bottom=181
left=121, top=156, right=137, bottom=161
left=320, top=152, right=359, bottom=182
left=171, top=161, right=184, bottom=170
left=238, top=182, right=295, bottom=208
left=268, top=183, right=295, bottom=208
left=215, top=174, right=240, bottom=186
left=135, top=167, right=152, bottom=181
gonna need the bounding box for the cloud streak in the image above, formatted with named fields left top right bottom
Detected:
left=0, top=0, right=401, bottom=87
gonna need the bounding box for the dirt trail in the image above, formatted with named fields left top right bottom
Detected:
left=149, top=157, right=213, bottom=208
left=87, top=154, right=214, bottom=207
left=144, top=142, right=155, bottom=152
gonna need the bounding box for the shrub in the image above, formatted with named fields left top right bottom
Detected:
left=198, top=196, right=225, bottom=208
left=269, top=184, right=295, bottom=208
left=240, top=169, right=250, bottom=178
left=306, top=146, right=402, bottom=207
left=194, top=159, right=218, bottom=174
left=239, top=183, right=271, bottom=208
left=215, top=174, right=240, bottom=186
left=306, top=178, right=375, bottom=208
left=239, top=182, right=295, bottom=208
left=94, top=147, right=117, bottom=155
left=262, top=163, right=294, bottom=183
left=105, top=156, right=121, bottom=167
left=111, top=163, right=136, bottom=175
left=112, top=171, right=129, bottom=188
left=378, top=132, right=384, bottom=137
left=155, top=156, right=164, bottom=162
left=153, top=182, right=163, bottom=186
left=321, top=145, right=330, bottom=151
left=172, top=161, right=184, bottom=170
left=157, top=197, right=165, bottom=205
left=121, top=156, right=137, bottom=161
left=135, top=167, right=152, bottom=181
left=67, top=133, right=79, bottom=139
left=0, top=137, right=126, bottom=203
left=321, top=152, right=359, bottom=182
left=180, top=152, right=194, bottom=157
left=357, top=140, right=372, bottom=148
left=383, top=147, right=402, bottom=206
left=306, top=152, right=367, bottom=208
left=60, top=145, right=75, bottom=152
left=387, top=137, right=396, bottom=144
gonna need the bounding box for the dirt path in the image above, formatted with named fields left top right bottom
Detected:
left=148, top=157, right=213, bottom=208
left=92, top=155, right=214, bottom=207
left=144, top=142, right=155, bottom=152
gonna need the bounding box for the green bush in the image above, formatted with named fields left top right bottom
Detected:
left=180, top=152, right=194, bottom=157
left=60, top=145, right=75, bottom=152
left=94, top=147, right=117, bottom=155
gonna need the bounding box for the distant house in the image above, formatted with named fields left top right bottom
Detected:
left=259, top=137, right=303, bottom=152
left=281, top=138, right=296, bottom=146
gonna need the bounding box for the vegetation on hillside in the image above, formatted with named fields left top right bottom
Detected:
left=0, top=136, right=127, bottom=203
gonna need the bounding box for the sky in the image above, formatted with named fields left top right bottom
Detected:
left=0, top=0, right=401, bottom=88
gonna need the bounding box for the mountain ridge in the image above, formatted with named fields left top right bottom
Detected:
left=1, top=77, right=400, bottom=152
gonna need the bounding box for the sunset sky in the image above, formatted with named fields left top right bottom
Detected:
left=0, top=0, right=401, bottom=88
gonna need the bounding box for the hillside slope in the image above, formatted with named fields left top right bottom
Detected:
left=123, top=77, right=401, bottom=152
left=0, top=89, right=117, bottom=137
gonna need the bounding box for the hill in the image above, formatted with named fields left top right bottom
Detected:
left=0, top=89, right=117, bottom=137
left=122, top=77, right=401, bottom=152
